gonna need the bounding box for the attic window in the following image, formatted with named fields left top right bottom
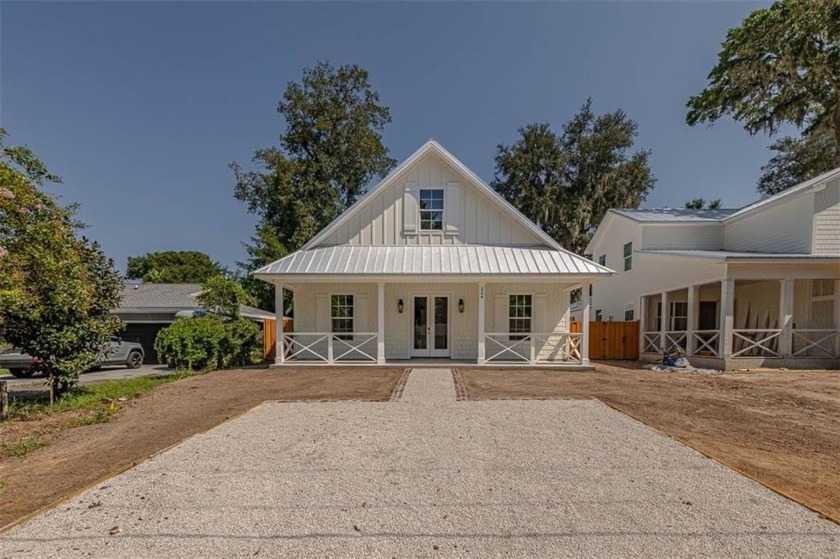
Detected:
left=419, top=189, right=444, bottom=231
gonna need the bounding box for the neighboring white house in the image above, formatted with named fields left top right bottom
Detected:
left=254, top=140, right=612, bottom=366
left=586, top=167, right=840, bottom=369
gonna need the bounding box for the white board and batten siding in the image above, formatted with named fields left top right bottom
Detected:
left=291, top=282, right=577, bottom=361
left=321, top=153, right=541, bottom=247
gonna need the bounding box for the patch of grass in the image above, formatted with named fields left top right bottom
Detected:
left=7, top=372, right=192, bottom=422
left=4, top=437, right=42, bottom=457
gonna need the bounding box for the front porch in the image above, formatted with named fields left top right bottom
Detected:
left=272, top=280, right=592, bottom=367
left=640, top=276, right=840, bottom=369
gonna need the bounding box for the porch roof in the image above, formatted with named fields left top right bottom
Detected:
left=254, top=245, right=612, bottom=279
left=639, top=249, right=840, bottom=263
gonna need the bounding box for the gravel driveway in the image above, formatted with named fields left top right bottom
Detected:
left=2, top=369, right=838, bottom=557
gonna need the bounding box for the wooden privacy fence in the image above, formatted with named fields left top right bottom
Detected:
left=570, top=321, right=640, bottom=361
left=263, top=318, right=293, bottom=360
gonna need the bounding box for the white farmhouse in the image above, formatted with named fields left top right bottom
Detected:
left=254, top=140, right=612, bottom=366
left=586, top=168, right=840, bottom=369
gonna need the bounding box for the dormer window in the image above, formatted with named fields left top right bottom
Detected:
left=419, top=189, right=444, bottom=231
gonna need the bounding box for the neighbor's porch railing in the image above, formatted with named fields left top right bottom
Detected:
left=691, top=330, right=720, bottom=357
left=792, top=329, right=840, bottom=358
left=281, top=332, right=378, bottom=364
left=484, top=332, right=582, bottom=364
left=732, top=329, right=782, bottom=358
left=642, top=332, right=660, bottom=353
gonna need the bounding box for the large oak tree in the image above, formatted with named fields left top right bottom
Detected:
left=232, top=61, right=395, bottom=310
left=493, top=100, right=655, bottom=254
left=687, top=0, right=840, bottom=196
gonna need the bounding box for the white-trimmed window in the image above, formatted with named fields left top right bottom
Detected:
left=509, top=294, right=532, bottom=340
left=623, top=242, right=633, bottom=271
left=419, top=189, right=444, bottom=230
left=598, top=254, right=606, bottom=266
left=331, top=294, right=354, bottom=339
left=624, top=303, right=635, bottom=321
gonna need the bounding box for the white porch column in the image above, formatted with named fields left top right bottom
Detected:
left=581, top=282, right=591, bottom=366
left=275, top=283, right=285, bottom=365
left=720, top=278, right=735, bottom=359
left=377, top=282, right=385, bottom=364
left=638, top=295, right=647, bottom=355
left=659, top=290, right=669, bottom=354
left=687, top=285, right=698, bottom=355
left=477, top=282, right=486, bottom=364
left=778, top=279, right=794, bottom=358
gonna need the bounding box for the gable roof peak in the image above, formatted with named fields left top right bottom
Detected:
left=299, top=139, right=565, bottom=252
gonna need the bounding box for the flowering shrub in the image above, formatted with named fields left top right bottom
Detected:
left=0, top=129, right=123, bottom=396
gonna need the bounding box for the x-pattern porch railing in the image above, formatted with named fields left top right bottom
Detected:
left=663, top=331, right=687, bottom=353
left=642, top=332, right=660, bottom=353
left=485, top=332, right=582, bottom=364
left=792, top=329, right=840, bottom=358
left=282, top=332, right=377, bottom=364
left=692, top=330, right=720, bottom=357
left=732, top=329, right=781, bottom=358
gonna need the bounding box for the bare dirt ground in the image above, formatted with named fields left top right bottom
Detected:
left=457, top=363, right=840, bottom=523
left=0, top=367, right=404, bottom=530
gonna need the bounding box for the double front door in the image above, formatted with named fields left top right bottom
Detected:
left=412, top=295, right=450, bottom=357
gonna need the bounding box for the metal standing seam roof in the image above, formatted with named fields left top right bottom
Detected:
left=254, top=245, right=613, bottom=277
left=610, top=208, right=738, bottom=223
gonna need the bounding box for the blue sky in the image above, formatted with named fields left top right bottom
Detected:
left=2, top=1, right=773, bottom=271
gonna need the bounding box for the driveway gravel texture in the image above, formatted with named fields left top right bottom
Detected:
left=2, top=368, right=838, bottom=558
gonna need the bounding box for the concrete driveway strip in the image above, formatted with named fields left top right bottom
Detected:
left=2, top=370, right=838, bottom=557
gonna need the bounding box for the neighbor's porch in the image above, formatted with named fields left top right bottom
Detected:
left=640, top=272, right=840, bottom=369
left=271, top=280, right=592, bottom=367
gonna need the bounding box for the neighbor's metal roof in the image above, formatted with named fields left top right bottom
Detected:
left=611, top=208, right=738, bottom=223
left=254, top=245, right=612, bottom=277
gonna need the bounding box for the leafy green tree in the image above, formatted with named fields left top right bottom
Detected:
left=757, top=123, right=839, bottom=196
left=686, top=0, right=840, bottom=194
left=493, top=100, right=655, bottom=254
left=196, top=275, right=255, bottom=319
left=126, top=250, right=225, bottom=284
left=232, top=61, right=395, bottom=310
left=684, top=198, right=722, bottom=209
left=0, top=129, right=123, bottom=396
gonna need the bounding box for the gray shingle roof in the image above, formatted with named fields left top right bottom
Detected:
left=119, top=283, right=203, bottom=309
left=118, top=283, right=274, bottom=320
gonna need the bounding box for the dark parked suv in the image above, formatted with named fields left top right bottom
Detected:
left=0, top=338, right=145, bottom=378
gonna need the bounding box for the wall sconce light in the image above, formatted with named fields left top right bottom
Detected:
left=458, top=298, right=465, bottom=313
left=398, top=299, right=404, bottom=313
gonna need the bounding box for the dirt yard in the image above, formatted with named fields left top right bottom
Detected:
left=0, top=367, right=404, bottom=530
left=457, top=363, right=840, bottom=523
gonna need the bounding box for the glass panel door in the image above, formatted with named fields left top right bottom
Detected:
left=413, top=296, right=428, bottom=353
left=433, top=296, right=448, bottom=352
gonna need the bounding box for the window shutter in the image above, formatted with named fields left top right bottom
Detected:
left=534, top=294, right=549, bottom=332
left=494, top=294, right=507, bottom=333
left=445, top=181, right=460, bottom=235
left=355, top=293, right=369, bottom=333
left=317, top=294, right=330, bottom=332
left=403, top=182, right=418, bottom=235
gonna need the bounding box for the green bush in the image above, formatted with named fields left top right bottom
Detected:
left=221, top=318, right=262, bottom=368
left=154, top=316, right=262, bottom=372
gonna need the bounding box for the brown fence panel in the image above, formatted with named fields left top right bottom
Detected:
left=264, top=318, right=294, bottom=360
left=263, top=319, right=276, bottom=359
left=569, top=321, right=639, bottom=361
